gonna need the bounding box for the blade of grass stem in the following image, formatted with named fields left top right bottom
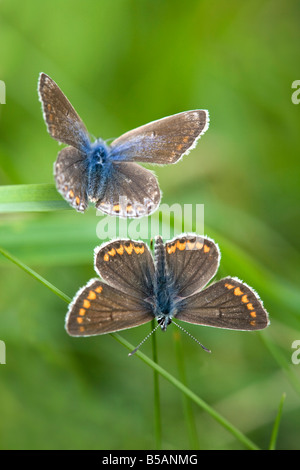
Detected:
left=0, top=246, right=70, bottom=303
left=260, top=334, right=300, bottom=396
left=269, top=393, right=286, bottom=450
left=173, top=330, right=199, bottom=449
left=112, top=333, right=260, bottom=450
left=0, top=184, right=69, bottom=212
left=151, top=319, right=162, bottom=450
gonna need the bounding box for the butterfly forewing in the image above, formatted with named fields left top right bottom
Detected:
left=110, top=110, right=209, bottom=164
left=38, top=73, right=90, bottom=151
left=66, top=279, right=154, bottom=336
left=165, top=235, right=220, bottom=298
left=175, top=277, right=269, bottom=331
left=95, top=239, right=155, bottom=299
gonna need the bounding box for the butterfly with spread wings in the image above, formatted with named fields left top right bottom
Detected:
left=65, top=235, right=269, bottom=354
left=38, top=73, right=209, bottom=218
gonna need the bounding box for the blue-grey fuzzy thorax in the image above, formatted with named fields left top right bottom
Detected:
left=86, top=139, right=110, bottom=201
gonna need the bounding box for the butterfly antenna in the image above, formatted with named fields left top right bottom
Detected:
left=172, top=321, right=211, bottom=353
left=128, top=322, right=161, bottom=356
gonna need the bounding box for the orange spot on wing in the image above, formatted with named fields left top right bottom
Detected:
left=68, top=190, right=74, bottom=199
left=250, top=311, right=257, bottom=318
left=203, top=244, right=210, bottom=253
left=103, top=253, right=109, bottom=262
left=79, top=308, right=86, bottom=316
left=95, top=285, right=103, bottom=293
left=125, top=243, right=133, bottom=255
left=225, top=283, right=234, bottom=290
left=250, top=320, right=256, bottom=326
left=77, top=317, right=83, bottom=324
left=196, top=241, right=203, bottom=250
left=247, top=303, right=254, bottom=310
left=234, top=287, right=243, bottom=296
left=79, top=326, right=85, bottom=332
left=177, top=239, right=186, bottom=251
left=113, top=204, right=120, bottom=213
left=187, top=240, right=195, bottom=250
left=108, top=248, right=116, bottom=257
left=83, top=299, right=90, bottom=309
left=183, top=136, right=189, bottom=143
left=88, top=290, right=96, bottom=300
left=116, top=245, right=124, bottom=255
left=75, top=196, right=80, bottom=205
left=167, top=243, right=176, bottom=254
left=134, top=244, right=144, bottom=254
left=241, top=295, right=249, bottom=303
left=136, top=205, right=145, bottom=214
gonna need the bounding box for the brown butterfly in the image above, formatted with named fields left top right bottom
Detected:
left=38, top=73, right=209, bottom=217
left=65, top=235, right=269, bottom=354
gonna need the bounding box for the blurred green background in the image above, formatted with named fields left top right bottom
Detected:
left=0, top=0, right=300, bottom=450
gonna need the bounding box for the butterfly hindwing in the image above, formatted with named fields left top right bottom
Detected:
left=65, top=279, right=154, bottom=336
left=54, top=146, right=89, bottom=212
left=95, top=239, right=155, bottom=299
left=175, top=277, right=269, bottom=331
left=38, top=73, right=90, bottom=151
left=95, top=162, right=161, bottom=218
left=165, top=235, right=220, bottom=298
left=110, top=110, right=209, bottom=164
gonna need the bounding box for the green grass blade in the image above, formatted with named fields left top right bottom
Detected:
left=0, top=184, right=69, bottom=212
left=174, top=330, right=199, bottom=449
left=260, top=334, right=300, bottom=396
left=151, top=319, right=162, bottom=450
left=269, top=393, right=286, bottom=450
left=0, top=245, right=70, bottom=303
left=112, top=333, right=260, bottom=450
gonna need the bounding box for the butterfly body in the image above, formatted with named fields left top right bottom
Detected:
left=66, top=235, right=269, bottom=344
left=152, top=236, right=178, bottom=330
left=39, top=73, right=209, bottom=217
left=86, top=140, right=110, bottom=202
left=88, top=139, right=109, bottom=165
